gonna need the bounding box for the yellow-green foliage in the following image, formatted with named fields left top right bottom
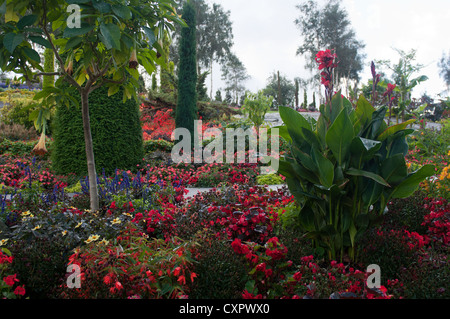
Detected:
left=0, top=90, right=36, bottom=128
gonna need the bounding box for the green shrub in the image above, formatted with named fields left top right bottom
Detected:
left=143, top=139, right=174, bottom=153
left=256, top=173, right=285, bottom=185
left=384, top=190, right=430, bottom=233
left=51, top=85, right=144, bottom=176
left=9, top=237, right=67, bottom=299
left=189, top=233, right=248, bottom=299
left=0, top=139, right=37, bottom=156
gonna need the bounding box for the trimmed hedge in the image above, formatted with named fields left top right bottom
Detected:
left=51, top=85, right=144, bottom=176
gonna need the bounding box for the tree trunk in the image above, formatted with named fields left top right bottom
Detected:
left=80, top=89, right=99, bottom=211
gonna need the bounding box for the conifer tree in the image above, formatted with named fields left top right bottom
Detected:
left=176, top=0, right=198, bottom=143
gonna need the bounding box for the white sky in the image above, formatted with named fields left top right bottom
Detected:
left=206, top=0, right=450, bottom=101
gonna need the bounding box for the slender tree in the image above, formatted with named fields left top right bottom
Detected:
left=221, top=53, right=249, bottom=105
left=171, top=0, right=234, bottom=99
left=176, top=0, right=198, bottom=142
left=438, top=51, right=450, bottom=93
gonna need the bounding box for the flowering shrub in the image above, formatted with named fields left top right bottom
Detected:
left=231, top=238, right=393, bottom=299
left=0, top=155, right=68, bottom=191
left=175, top=185, right=294, bottom=244
left=141, top=109, right=175, bottom=141
left=58, top=227, right=197, bottom=299
left=0, top=247, right=26, bottom=299
left=422, top=198, right=450, bottom=248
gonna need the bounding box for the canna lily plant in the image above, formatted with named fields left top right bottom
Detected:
left=272, top=52, right=434, bottom=262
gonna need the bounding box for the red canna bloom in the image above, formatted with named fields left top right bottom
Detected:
left=383, top=83, right=397, bottom=97
left=315, top=49, right=338, bottom=70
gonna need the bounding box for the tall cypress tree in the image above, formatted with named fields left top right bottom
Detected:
left=176, top=0, right=198, bottom=142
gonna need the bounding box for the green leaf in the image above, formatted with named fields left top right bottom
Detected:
left=17, top=14, right=38, bottom=30
left=3, top=33, right=24, bottom=53
left=93, top=1, right=111, bottom=13
left=390, top=164, right=435, bottom=199
left=142, top=26, right=156, bottom=47
left=108, top=85, right=120, bottom=97
left=66, top=0, right=91, bottom=3
left=99, top=23, right=121, bottom=50
left=346, top=168, right=390, bottom=187
left=326, top=109, right=354, bottom=165
left=268, top=125, right=292, bottom=144
left=377, top=119, right=416, bottom=141
left=299, top=205, right=316, bottom=232
left=381, top=154, right=407, bottom=185
left=64, top=37, right=83, bottom=50
left=22, top=47, right=41, bottom=63
left=63, top=23, right=95, bottom=37
left=311, top=148, right=334, bottom=189
left=279, top=105, right=311, bottom=147
left=354, top=94, right=375, bottom=133
left=0, top=1, right=6, bottom=15
left=29, top=35, right=52, bottom=49
left=112, top=4, right=132, bottom=20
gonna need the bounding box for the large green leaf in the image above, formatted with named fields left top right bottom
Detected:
left=292, top=146, right=317, bottom=173
left=17, top=14, right=38, bottom=30
left=377, top=119, right=416, bottom=141
left=29, top=35, right=52, bottom=49
left=312, top=148, right=334, bottom=188
left=279, top=106, right=311, bottom=147
left=346, top=168, right=390, bottom=187
left=3, top=33, right=24, bottom=53
left=326, top=109, right=354, bottom=165
left=63, top=23, right=95, bottom=38
left=361, top=180, right=383, bottom=210
left=362, top=106, right=386, bottom=140
left=99, top=23, right=121, bottom=50
left=22, top=47, right=40, bottom=63
left=354, top=95, right=375, bottom=132
left=390, top=164, right=435, bottom=199
left=112, top=4, right=132, bottom=20
left=142, top=26, right=156, bottom=47
left=299, top=205, right=316, bottom=232
left=268, top=125, right=292, bottom=144
left=381, top=154, right=407, bottom=184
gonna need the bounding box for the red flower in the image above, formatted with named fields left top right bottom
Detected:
left=383, top=83, right=396, bottom=97
left=115, top=281, right=123, bottom=291
left=14, top=285, right=26, bottom=296
left=315, top=50, right=338, bottom=70
left=3, top=274, right=19, bottom=287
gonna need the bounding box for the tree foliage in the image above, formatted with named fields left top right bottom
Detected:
left=263, top=71, right=296, bottom=108
left=170, top=0, right=233, bottom=98
left=221, top=53, right=249, bottom=106
left=438, top=51, right=450, bottom=91
left=175, top=0, right=198, bottom=141
left=294, top=0, right=365, bottom=87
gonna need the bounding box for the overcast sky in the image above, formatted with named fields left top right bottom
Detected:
left=206, top=0, right=450, bottom=101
